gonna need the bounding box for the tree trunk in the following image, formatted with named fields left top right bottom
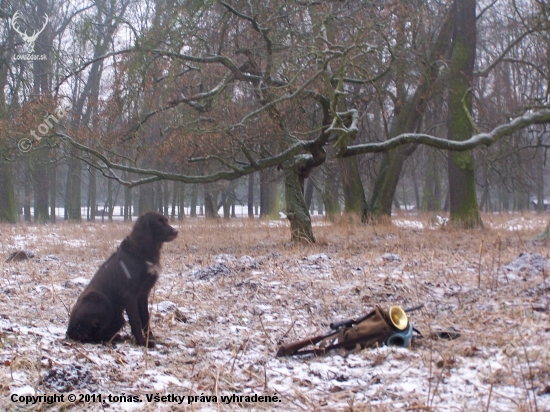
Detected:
left=139, top=183, right=154, bottom=214
left=498, top=183, right=507, bottom=213
left=163, top=179, right=170, bottom=216
left=89, top=169, right=96, bottom=221
left=369, top=8, right=454, bottom=219
left=447, top=0, right=483, bottom=228
left=411, top=166, right=421, bottom=212
left=248, top=173, right=255, bottom=218
left=178, top=183, right=185, bottom=220
left=0, top=163, right=17, bottom=223
left=322, top=164, right=340, bottom=220
left=156, top=180, right=162, bottom=213
left=124, top=176, right=132, bottom=221
left=537, top=150, right=545, bottom=213
left=304, top=178, right=314, bottom=210
left=24, top=167, right=32, bottom=222
left=222, top=191, right=230, bottom=219
left=49, top=162, right=56, bottom=223
left=260, top=167, right=278, bottom=218
left=316, top=187, right=324, bottom=216
left=421, top=151, right=442, bottom=211
left=32, top=150, right=49, bottom=223
left=283, top=160, right=316, bottom=243
left=107, top=178, right=114, bottom=222
left=371, top=142, right=419, bottom=220
left=171, top=180, right=178, bottom=221
left=340, top=157, right=368, bottom=220
left=190, top=184, right=198, bottom=217
left=204, top=186, right=219, bottom=218
left=66, top=157, right=82, bottom=221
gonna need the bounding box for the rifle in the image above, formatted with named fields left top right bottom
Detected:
left=277, top=304, right=424, bottom=357
left=276, top=329, right=339, bottom=357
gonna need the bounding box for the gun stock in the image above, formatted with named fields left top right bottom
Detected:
left=276, top=331, right=337, bottom=357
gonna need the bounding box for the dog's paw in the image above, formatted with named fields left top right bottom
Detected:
left=143, top=329, right=155, bottom=340
left=136, top=337, right=156, bottom=348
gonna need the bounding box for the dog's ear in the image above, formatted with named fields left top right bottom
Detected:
left=132, top=213, right=153, bottom=245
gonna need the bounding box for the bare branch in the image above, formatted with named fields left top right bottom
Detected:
left=57, top=132, right=316, bottom=187
left=340, top=109, right=550, bottom=156
left=219, top=1, right=274, bottom=79
left=151, top=49, right=262, bottom=82
left=475, top=28, right=536, bottom=77
left=54, top=48, right=134, bottom=95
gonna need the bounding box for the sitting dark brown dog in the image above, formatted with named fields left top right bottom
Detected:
left=67, top=211, right=178, bottom=347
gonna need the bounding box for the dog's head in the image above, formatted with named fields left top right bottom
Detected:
left=67, top=314, right=105, bottom=342
left=132, top=211, right=178, bottom=245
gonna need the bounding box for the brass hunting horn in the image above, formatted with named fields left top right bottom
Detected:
left=389, top=306, right=408, bottom=330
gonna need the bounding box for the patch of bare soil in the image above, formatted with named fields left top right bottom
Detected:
left=0, top=214, right=549, bottom=411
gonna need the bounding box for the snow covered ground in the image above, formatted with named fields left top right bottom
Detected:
left=0, top=217, right=549, bottom=411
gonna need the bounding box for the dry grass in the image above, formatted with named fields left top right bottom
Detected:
left=0, top=213, right=549, bottom=411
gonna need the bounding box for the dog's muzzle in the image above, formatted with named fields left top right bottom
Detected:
left=167, top=229, right=178, bottom=241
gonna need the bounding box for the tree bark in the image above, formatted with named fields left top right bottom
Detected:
left=322, top=164, right=340, bottom=220
left=89, top=169, right=97, bottom=221
left=283, top=158, right=316, bottom=243
left=536, top=150, right=545, bottom=213
left=0, top=163, right=17, bottom=223
left=124, top=183, right=132, bottom=221
left=340, top=157, right=368, bottom=220
left=304, top=178, right=314, bottom=210
left=248, top=173, right=255, bottom=218
left=171, top=180, right=178, bottom=221
left=139, top=183, right=154, bottom=214
left=190, top=184, right=198, bottom=217
left=107, top=178, right=114, bottom=222
left=421, top=151, right=442, bottom=211
left=163, top=179, right=170, bottom=216
left=66, top=157, right=82, bottom=221
left=447, top=0, right=483, bottom=228
left=49, top=162, right=56, bottom=223
left=32, top=150, right=49, bottom=223
left=316, top=187, right=324, bottom=216
left=260, top=167, right=278, bottom=218
left=204, top=186, right=219, bottom=218
left=178, top=182, right=185, bottom=220
left=24, top=166, right=32, bottom=222
left=156, top=180, right=162, bottom=213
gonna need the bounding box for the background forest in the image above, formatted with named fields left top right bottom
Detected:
left=0, top=0, right=549, bottom=242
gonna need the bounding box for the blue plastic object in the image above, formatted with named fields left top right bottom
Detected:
left=385, top=322, right=413, bottom=348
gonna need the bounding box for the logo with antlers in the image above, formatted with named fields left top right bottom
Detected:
left=10, top=11, right=49, bottom=54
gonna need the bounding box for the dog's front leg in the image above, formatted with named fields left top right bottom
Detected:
left=137, top=293, right=154, bottom=339
left=124, top=298, right=155, bottom=348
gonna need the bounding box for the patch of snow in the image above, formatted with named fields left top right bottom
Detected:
left=10, top=384, right=35, bottom=396
left=38, top=254, right=63, bottom=262
left=381, top=253, right=401, bottom=262
left=238, top=255, right=260, bottom=268
left=64, top=277, right=89, bottom=288
left=305, top=253, right=331, bottom=261
left=502, top=252, right=550, bottom=278
left=214, top=254, right=236, bottom=264
left=155, top=301, right=176, bottom=312
left=193, top=263, right=232, bottom=280
left=393, top=220, right=424, bottom=230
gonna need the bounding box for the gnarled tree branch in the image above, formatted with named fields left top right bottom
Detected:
left=340, top=109, right=550, bottom=156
